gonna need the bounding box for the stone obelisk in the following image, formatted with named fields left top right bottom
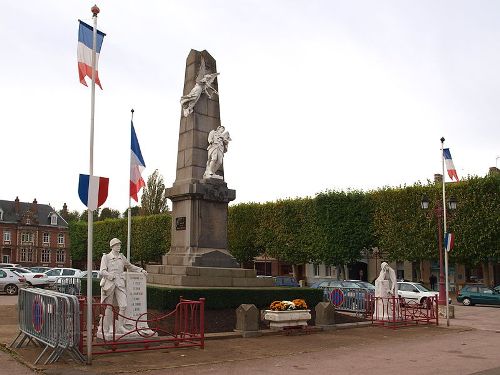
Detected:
left=147, top=50, right=272, bottom=287
left=164, top=49, right=238, bottom=268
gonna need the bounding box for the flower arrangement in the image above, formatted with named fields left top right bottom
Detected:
left=269, top=299, right=308, bottom=311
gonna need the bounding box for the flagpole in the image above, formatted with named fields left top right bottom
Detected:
left=127, top=109, right=134, bottom=261
left=86, top=4, right=100, bottom=365
left=441, top=137, right=450, bottom=327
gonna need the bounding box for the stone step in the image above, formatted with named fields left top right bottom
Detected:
left=147, top=264, right=257, bottom=278
left=146, top=273, right=274, bottom=287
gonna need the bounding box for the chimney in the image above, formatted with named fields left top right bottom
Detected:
left=62, top=203, right=68, bottom=215
left=32, top=198, right=38, bottom=215
left=434, top=174, right=443, bottom=184
left=14, top=196, right=20, bottom=214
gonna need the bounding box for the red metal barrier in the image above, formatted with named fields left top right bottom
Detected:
left=79, top=297, right=205, bottom=355
left=370, top=295, right=438, bottom=329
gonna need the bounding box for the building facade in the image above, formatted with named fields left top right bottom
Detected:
left=0, top=197, right=71, bottom=268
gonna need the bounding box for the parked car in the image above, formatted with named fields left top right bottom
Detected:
left=0, top=263, right=21, bottom=268
left=79, top=270, right=101, bottom=279
left=350, top=280, right=376, bottom=294
left=44, top=268, right=83, bottom=284
left=397, top=281, right=438, bottom=305
left=0, top=268, right=27, bottom=295
left=457, top=285, right=500, bottom=306
left=29, top=266, right=52, bottom=273
left=273, top=276, right=300, bottom=287
left=3, top=267, right=50, bottom=288
left=315, top=280, right=368, bottom=308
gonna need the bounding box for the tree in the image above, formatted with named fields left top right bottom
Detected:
left=99, top=207, right=121, bottom=221
left=140, top=169, right=169, bottom=215
left=79, top=209, right=99, bottom=222
left=58, top=204, right=80, bottom=223
left=123, top=206, right=141, bottom=218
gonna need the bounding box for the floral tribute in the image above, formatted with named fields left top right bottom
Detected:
left=269, top=299, right=308, bottom=311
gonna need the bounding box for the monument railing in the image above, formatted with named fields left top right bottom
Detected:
left=79, top=297, right=205, bottom=356
left=11, top=288, right=85, bottom=364
left=370, top=295, right=439, bottom=328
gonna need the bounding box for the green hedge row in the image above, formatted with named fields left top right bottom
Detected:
left=82, top=280, right=323, bottom=310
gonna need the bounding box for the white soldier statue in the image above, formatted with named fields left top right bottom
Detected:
left=99, top=238, right=147, bottom=334
left=203, top=125, right=231, bottom=179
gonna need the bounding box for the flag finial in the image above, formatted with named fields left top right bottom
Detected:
left=91, top=5, right=100, bottom=15
left=440, top=137, right=445, bottom=143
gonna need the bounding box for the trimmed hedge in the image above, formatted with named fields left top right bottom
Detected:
left=147, top=286, right=323, bottom=310
left=82, top=280, right=323, bottom=311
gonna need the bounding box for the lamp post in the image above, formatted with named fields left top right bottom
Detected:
left=421, top=194, right=457, bottom=306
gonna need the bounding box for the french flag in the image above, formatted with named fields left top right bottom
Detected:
left=444, top=232, right=455, bottom=252
left=77, top=20, right=105, bottom=89
left=78, top=174, right=109, bottom=211
left=443, top=148, right=459, bottom=181
left=130, top=122, right=146, bottom=202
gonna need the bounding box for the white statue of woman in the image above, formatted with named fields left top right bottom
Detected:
left=203, top=125, right=231, bottom=179
left=180, top=57, right=219, bottom=117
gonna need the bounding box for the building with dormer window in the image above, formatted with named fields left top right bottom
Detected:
left=0, top=197, right=71, bottom=267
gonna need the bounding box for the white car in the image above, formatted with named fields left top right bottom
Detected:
left=397, top=281, right=439, bottom=305
left=3, top=267, right=50, bottom=288
left=44, top=268, right=83, bottom=284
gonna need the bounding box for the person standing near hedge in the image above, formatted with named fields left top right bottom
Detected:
left=99, top=238, right=148, bottom=333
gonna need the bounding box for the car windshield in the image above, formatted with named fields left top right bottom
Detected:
left=415, top=284, right=430, bottom=292
left=357, top=281, right=375, bottom=290
left=341, top=281, right=361, bottom=288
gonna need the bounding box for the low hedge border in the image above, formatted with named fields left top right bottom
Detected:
left=83, top=280, right=323, bottom=310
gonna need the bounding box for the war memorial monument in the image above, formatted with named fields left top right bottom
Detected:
left=147, top=50, right=272, bottom=287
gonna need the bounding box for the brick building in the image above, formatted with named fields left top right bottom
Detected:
left=0, top=197, right=71, bottom=268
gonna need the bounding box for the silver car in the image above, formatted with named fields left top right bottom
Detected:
left=0, top=268, right=27, bottom=295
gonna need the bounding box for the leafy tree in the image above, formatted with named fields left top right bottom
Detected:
left=99, top=207, right=121, bottom=221
left=228, top=202, right=263, bottom=264
left=58, top=207, right=80, bottom=223
left=123, top=206, right=141, bottom=218
left=140, top=169, right=169, bottom=215
left=79, top=209, right=99, bottom=222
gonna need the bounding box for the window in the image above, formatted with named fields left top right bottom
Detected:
left=2, top=255, right=10, bottom=263
left=313, top=264, right=320, bottom=277
left=62, top=269, right=75, bottom=276
left=21, top=232, right=33, bottom=244
left=41, top=249, right=50, bottom=263
left=43, top=233, right=50, bottom=244
left=0, top=209, right=3, bottom=221
left=325, top=265, right=332, bottom=277
left=46, top=269, right=62, bottom=277
left=50, top=214, right=57, bottom=225
left=0, top=270, right=6, bottom=278
left=56, top=250, right=65, bottom=263
left=27, top=249, right=33, bottom=262
left=58, top=233, right=64, bottom=245
left=26, top=218, right=31, bottom=225
left=20, top=248, right=27, bottom=262
left=3, top=231, right=10, bottom=243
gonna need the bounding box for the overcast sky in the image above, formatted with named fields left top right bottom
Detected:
left=1, top=1, right=499, bottom=214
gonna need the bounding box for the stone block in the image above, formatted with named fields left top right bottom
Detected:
left=235, top=304, right=260, bottom=332
left=185, top=146, right=208, bottom=168
left=171, top=266, right=188, bottom=275
left=207, top=98, right=220, bottom=118
left=315, top=302, right=335, bottom=328
left=194, top=95, right=208, bottom=116
left=244, top=269, right=257, bottom=278
left=176, top=150, right=185, bottom=169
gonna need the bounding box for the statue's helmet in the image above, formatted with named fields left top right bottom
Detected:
left=109, top=238, right=121, bottom=248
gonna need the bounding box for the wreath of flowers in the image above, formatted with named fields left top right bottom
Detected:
left=269, top=299, right=308, bottom=311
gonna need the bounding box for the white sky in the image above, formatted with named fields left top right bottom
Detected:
left=1, top=1, right=499, bottom=214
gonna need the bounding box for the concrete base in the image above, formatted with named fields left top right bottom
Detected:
left=438, top=304, right=455, bottom=319
left=234, top=329, right=262, bottom=338
left=146, top=264, right=274, bottom=287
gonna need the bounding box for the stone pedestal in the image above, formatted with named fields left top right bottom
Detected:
left=263, top=310, right=311, bottom=330
left=315, top=302, right=336, bottom=329
left=235, top=304, right=261, bottom=337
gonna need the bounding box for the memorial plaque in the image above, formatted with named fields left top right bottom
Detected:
left=124, top=272, right=148, bottom=326
left=176, top=217, right=186, bottom=230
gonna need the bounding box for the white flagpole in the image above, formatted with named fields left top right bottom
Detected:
left=86, top=4, right=100, bottom=365
left=440, top=137, right=450, bottom=327
left=127, top=109, right=134, bottom=261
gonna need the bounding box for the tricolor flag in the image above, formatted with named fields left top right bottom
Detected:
left=130, top=122, right=146, bottom=202
left=78, top=174, right=109, bottom=211
left=77, top=20, right=106, bottom=89
left=443, top=148, right=459, bottom=181
left=444, top=232, right=455, bottom=252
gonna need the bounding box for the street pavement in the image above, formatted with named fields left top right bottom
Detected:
left=1, top=295, right=499, bottom=375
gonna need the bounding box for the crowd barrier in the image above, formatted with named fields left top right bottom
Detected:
left=325, top=287, right=373, bottom=316
left=52, top=277, right=83, bottom=296
left=10, top=288, right=85, bottom=364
